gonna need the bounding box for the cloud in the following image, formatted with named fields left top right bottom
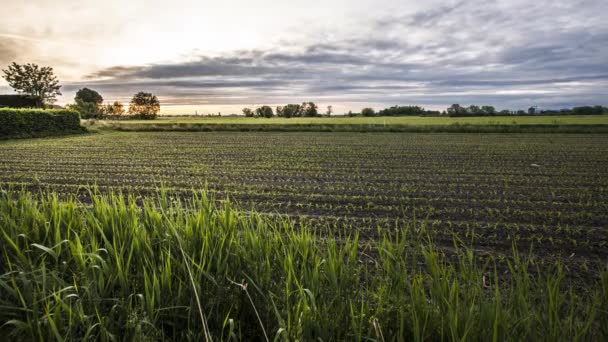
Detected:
left=60, top=0, right=608, bottom=111
left=0, top=37, right=28, bottom=66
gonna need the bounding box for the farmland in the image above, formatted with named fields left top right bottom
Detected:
left=1, top=131, right=608, bottom=340
left=83, top=115, right=608, bottom=134
left=104, top=114, right=608, bottom=125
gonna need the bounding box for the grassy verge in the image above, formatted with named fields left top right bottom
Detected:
left=88, top=121, right=608, bottom=133
left=0, top=187, right=606, bottom=341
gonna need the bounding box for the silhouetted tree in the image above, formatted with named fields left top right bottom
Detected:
left=280, top=104, right=302, bottom=118
left=572, top=106, right=605, bottom=115
left=302, top=102, right=318, bottom=117
left=129, top=92, right=160, bottom=119
left=242, top=107, right=254, bottom=117
left=326, top=105, right=333, bottom=116
left=1, top=62, right=61, bottom=106
left=361, top=107, right=376, bottom=117
left=447, top=104, right=468, bottom=117
left=255, top=106, right=274, bottom=118
left=481, top=106, right=496, bottom=115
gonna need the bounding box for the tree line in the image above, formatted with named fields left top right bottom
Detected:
left=242, top=103, right=334, bottom=118
left=1, top=62, right=160, bottom=119
left=67, top=88, right=160, bottom=120
left=3, top=62, right=606, bottom=119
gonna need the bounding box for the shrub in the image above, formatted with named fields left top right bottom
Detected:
left=0, top=108, right=81, bottom=138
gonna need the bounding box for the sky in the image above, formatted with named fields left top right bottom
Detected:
left=0, top=0, right=606, bottom=114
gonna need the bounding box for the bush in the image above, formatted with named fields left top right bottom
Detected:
left=0, top=108, right=82, bottom=138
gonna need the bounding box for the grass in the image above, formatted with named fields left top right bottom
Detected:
left=103, top=115, right=608, bottom=126
left=82, top=115, right=608, bottom=133
left=0, top=186, right=607, bottom=340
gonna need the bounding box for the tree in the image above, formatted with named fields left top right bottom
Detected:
left=378, top=105, right=425, bottom=116
left=302, top=102, right=318, bottom=117
left=1, top=62, right=61, bottom=106
left=481, top=106, right=496, bottom=115
left=129, top=92, right=160, bottom=119
left=326, top=105, right=333, bottom=116
left=255, top=106, right=274, bottom=118
left=75, top=88, right=103, bottom=105
left=467, top=105, right=482, bottom=115
left=103, top=101, right=126, bottom=117
left=280, top=104, right=302, bottom=118
left=447, top=104, right=468, bottom=117
left=72, top=88, right=104, bottom=118
left=361, top=107, right=376, bottom=117
left=572, top=106, right=605, bottom=115
left=242, top=107, right=254, bottom=117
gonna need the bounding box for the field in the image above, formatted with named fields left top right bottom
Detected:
left=1, top=131, right=608, bottom=340
left=84, top=115, right=608, bottom=134
left=114, top=115, right=608, bottom=125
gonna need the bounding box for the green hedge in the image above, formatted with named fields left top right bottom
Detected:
left=0, top=108, right=82, bottom=138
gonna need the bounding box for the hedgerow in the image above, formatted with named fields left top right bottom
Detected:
left=0, top=108, right=82, bottom=138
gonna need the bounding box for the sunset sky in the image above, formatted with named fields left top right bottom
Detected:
left=1, top=0, right=606, bottom=114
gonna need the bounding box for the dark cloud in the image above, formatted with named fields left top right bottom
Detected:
left=78, top=0, right=608, bottom=110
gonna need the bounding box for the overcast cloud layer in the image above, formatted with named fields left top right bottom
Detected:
left=0, top=0, right=606, bottom=114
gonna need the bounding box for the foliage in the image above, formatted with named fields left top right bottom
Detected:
left=379, top=105, right=426, bottom=116
left=301, top=102, right=318, bottom=117
left=242, top=107, right=254, bottom=117
left=361, top=107, right=376, bottom=116
left=128, top=92, right=160, bottom=119
left=572, top=106, right=606, bottom=115
left=1, top=62, right=62, bottom=106
left=0, top=95, right=42, bottom=108
left=75, top=88, right=103, bottom=105
left=66, top=101, right=99, bottom=119
left=276, top=104, right=302, bottom=118
left=0, top=108, right=81, bottom=138
left=0, top=187, right=606, bottom=340
left=255, top=105, right=274, bottom=118
left=102, top=101, right=126, bottom=117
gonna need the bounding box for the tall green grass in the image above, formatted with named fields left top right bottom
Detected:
left=0, top=187, right=606, bottom=341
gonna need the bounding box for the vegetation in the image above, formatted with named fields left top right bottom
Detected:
left=81, top=114, right=608, bottom=133
left=255, top=105, right=274, bottom=118
left=0, top=186, right=606, bottom=341
left=1, top=132, right=607, bottom=339
left=1, top=62, right=62, bottom=106
left=276, top=104, right=301, bottom=118
left=102, top=101, right=126, bottom=117
left=128, top=92, right=160, bottom=119
left=378, top=105, right=441, bottom=116
left=361, top=107, right=376, bottom=116
left=445, top=104, right=608, bottom=117
left=242, top=107, right=254, bottom=117
left=67, top=88, right=105, bottom=119
left=0, top=108, right=82, bottom=139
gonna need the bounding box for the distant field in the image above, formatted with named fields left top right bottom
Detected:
left=103, top=114, right=608, bottom=126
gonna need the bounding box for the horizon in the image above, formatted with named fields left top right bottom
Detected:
left=1, top=0, right=607, bottom=114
